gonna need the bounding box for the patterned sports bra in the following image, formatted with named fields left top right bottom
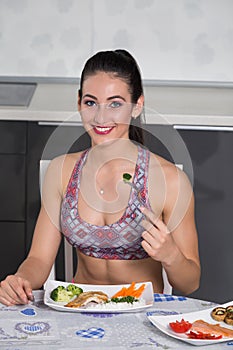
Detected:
left=60, top=145, right=152, bottom=260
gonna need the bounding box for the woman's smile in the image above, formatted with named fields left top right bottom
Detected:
left=93, top=125, right=115, bottom=135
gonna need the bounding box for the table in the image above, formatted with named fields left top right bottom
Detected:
left=0, top=291, right=232, bottom=349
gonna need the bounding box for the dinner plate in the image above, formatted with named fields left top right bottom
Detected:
left=148, top=300, right=233, bottom=346
left=44, top=280, right=154, bottom=313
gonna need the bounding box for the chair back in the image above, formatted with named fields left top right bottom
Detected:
left=40, top=160, right=74, bottom=287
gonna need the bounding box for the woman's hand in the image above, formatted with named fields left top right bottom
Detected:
left=140, top=207, right=179, bottom=264
left=0, top=275, right=33, bottom=306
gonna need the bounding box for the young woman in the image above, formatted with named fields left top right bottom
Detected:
left=0, top=50, right=200, bottom=305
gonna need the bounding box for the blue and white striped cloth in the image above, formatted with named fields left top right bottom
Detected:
left=76, top=327, right=105, bottom=339
left=154, top=293, right=187, bottom=302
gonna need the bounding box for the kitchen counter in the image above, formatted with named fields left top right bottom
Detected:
left=0, top=81, right=233, bottom=127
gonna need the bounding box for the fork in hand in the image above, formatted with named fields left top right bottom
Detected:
left=123, top=173, right=143, bottom=203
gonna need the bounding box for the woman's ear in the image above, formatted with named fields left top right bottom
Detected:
left=132, top=95, right=144, bottom=118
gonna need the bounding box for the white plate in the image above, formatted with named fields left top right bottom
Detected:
left=148, top=300, right=233, bottom=346
left=44, top=280, right=154, bottom=313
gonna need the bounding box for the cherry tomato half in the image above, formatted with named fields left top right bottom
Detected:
left=169, top=318, right=192, bottom=333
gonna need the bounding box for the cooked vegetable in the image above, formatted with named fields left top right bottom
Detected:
left=169, top=319, right=192, bottom=333
left=225, top=309, right=233, bottom=325
left=210, top=305, right=233, bottom=325
left=50, top=284, right=83, bottom=302
left=50, top=286, right=72, bottom=302
left=211, top=307, right=226, bottom=322
left=111, top=296, right=139, bottom=304
left=111, top=282, right=146, bottom=299
left=122, top=173, right=142, bottom=202
left=226, top=305, right=233, bottom=313
left=123, top=173, right=132, bottom=181
left=66, top=284, right=83, bottom=297
left=187, top=331, right=222, bottom=339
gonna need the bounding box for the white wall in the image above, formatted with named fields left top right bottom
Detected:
left=0, top=0, right=233, bottom=82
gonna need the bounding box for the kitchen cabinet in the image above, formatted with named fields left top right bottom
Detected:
left=175, top=129, right=233, bottom=303
left=0, top=155, right=26, bottom=221
left=0, top=121, right=26, bottom=280
left=0, top=222, right=25, bottom=280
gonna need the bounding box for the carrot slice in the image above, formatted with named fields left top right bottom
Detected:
left=125, top=281, right=136, bottom=295
left=111, top=282, right=146, bottom=299
left=131, top=284, right=146, bottom=298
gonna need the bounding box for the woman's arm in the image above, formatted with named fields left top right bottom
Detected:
left=142, top=160, right=200, bottom=295
left=0, top=156, right=65, bottom=305
left=16, top=206, right=62, bottom=289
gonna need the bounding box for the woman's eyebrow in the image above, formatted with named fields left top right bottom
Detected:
left=107, top=95, right=126, bottom=101
left=83, top=94, right=126, bottom=102
left=83, top=94, right=97, bottom=100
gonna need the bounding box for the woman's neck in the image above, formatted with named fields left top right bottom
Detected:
left=87, top=139, right=138, bottom=169
left=79, top=139, right=140, bottom=213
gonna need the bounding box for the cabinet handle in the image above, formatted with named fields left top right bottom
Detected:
left=173, top=125, right=233, bottom=132
left=38, top=121, right=83, bottom=127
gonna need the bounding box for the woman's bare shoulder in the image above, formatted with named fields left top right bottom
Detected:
left=149, top=152, right=177, bottom=173
left=45, top=150, right=87, bottom=193
left=149, top=151, right=192, bottom=192
left=49, top=151, right=84, bottom=169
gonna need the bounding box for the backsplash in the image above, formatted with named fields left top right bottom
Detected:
left=0, top=0, right=233, bottom=82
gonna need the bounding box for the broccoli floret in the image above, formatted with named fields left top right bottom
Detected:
left=50, top=284, right=84, bottom=302
left=50, top=286, right=72, bottom=302
left=123, top=173, right=132, bottom=181
left=66, top=284, right=83, bottom=296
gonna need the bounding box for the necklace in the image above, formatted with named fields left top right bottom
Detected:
left=95, top=177, right=105, bottom=195
left=99, top=188, right=104, bottom=195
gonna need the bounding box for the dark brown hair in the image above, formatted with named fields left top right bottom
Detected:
left=79, top=49, right=144, bottom=145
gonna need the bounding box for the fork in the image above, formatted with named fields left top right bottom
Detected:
left=123, top=179, right=144, bottom=204
left=28, top=293, right=36, bottom=306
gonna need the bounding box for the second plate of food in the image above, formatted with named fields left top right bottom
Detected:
left=147, top=301, right=233, bottom=346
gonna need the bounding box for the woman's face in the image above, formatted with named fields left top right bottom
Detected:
left=78, top=72, right=138, bottom=146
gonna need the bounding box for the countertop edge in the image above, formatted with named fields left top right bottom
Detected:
left=0, top=109, right=233, bottom=127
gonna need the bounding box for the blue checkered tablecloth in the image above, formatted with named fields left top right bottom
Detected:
left=154, top=293, right=187, bottom=302
left=76, top=327, right=105, bottom=339
left=1, top=290, right=223, bottom=350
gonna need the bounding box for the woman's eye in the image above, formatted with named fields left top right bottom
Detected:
left=109, top=101, right=122, bottom=108
left=84, top=100, right=96, bottom=107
